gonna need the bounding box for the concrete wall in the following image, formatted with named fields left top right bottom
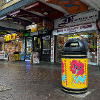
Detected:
left=0, top=0, right=3, bottom=10
left=0, top=0, right=35, bottom=16
left=0, top=20, right=25, bottom=30
left=0, top=0, right=20, bottom=10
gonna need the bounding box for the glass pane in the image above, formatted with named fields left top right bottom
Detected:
left=42, top=35, right=50, bottom=54
left=34, top=37, right=40, bottom=52
left=25, top=37, right=32, bottom=60
left=57, top=36, right=67, bottom=62
left=42, top=35, right=50, bottom=49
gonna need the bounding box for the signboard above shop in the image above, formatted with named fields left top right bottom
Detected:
left=26, top=24, right=37, bottom=32
left=23, top=33, right=30, bottom=37
left=54, top=10, right=98, bottom=29
left=53, top=23, right=97, bottom=35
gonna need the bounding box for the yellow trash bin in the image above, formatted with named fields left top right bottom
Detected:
left=61, top=39, right=88, bottom=93
left=14, top=52, right=19, bottom=60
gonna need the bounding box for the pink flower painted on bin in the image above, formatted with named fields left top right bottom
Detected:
left=61, top=61, right=64, bottom=73
left=70, top=60, right=84, bottom=75
left=70, top=60, right=78, bottom=74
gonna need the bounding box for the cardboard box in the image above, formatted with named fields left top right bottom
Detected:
left=8, top=53, right=15, bottom=61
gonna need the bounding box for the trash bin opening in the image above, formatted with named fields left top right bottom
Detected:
left=65, top=42, right=79, bottom=47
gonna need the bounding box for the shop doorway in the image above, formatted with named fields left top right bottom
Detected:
left=33, top=35, right=51, bottom=62
left=41, top=35, right=51, bottom=62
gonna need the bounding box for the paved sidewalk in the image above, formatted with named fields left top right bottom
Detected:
left=0, top=60, right=99, bottom=100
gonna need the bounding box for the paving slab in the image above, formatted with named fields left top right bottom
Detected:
left=0, top=61, right=99, bottom=100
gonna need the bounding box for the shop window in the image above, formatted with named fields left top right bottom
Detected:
left=67, top=32, right=97, bottom=64
left=57, top=36, right=67, bottom=62
left=42, top=35, right=50, bottom=55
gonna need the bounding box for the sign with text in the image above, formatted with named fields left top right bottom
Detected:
left=3, top=34, right=16, bottom=41
left=54, top=10, right=98, bottom=29
left=53, top=23, right=97, bottom=35
left=45, top=21, right=53, bottom=30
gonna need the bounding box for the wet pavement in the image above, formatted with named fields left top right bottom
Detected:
left=0, top=60, right=99, bottom=100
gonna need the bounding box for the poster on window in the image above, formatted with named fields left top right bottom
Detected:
left=33, top=52, right=39, bottom=64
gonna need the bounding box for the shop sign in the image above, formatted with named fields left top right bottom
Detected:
left=31, top=28, right=37, bottom=32
left=23, top=33, right=30, bottom=37
left=17, top=32, right=23, bottom=37
left=45, top=21, right=53, bottom=30
left=3, top=34, right=16, bottom=41
left=96, top=20, right=100, bottom=29
left=30, top=31, right=38, bottom=36
left=38, top=29, right=49, bottom=34
left=0, top=31, right=8, bottom=35
left=54, top=10, right=98, bottom=29
left=37, top=22, right=43, bottom=30
left=53, top=23, right=96, bottom=35
left=26, top=24, right=37, bottom=30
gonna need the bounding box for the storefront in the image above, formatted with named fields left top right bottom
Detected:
left=33, top=34, right=51, bottom=62
left=55, top=31, right=97, bottom=65
left=53, top=10, right=99, bottom=65
left=30, top=19, right=53, bottom=62
left=3, top=33, right=24, bottom=60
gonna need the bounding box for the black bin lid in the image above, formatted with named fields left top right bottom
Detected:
left=62, top=39, right=87, bottom=55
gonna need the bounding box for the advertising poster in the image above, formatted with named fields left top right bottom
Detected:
left=33, top=52, right=39, bottom=64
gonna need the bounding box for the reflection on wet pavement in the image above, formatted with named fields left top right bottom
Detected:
left=0, top=61, right=99, bottom=100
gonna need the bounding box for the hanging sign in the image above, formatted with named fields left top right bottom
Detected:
left=37, top=22, right=43, bottom=30
left=44, top=21, right=53, bottom=30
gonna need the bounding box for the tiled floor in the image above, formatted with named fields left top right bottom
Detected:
left=0, top=61, right=99, bottom=100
